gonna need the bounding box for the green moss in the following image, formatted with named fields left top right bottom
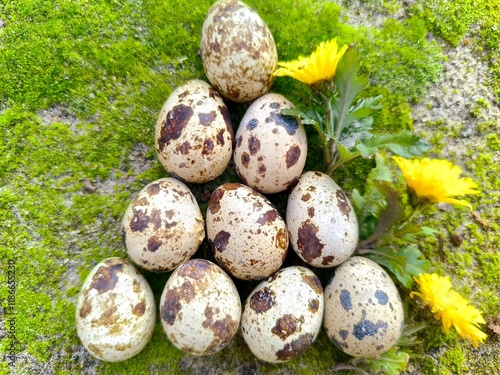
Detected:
left=1, top=0, right=498, bottom=373
left=410, top=0, right=480, bottom=46
left=361, top=16, right=443, bottom=101
left=486, top=133, right=500, bottom=151
left=439, top=345, right=466, bottom=374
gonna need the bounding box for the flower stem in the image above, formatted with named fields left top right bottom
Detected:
left=313, top=120, right=331, bottom=168
left=320, top=88, right=337, bottom=171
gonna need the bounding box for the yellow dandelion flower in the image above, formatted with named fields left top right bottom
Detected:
left=393, top=156, right=479, bottom=210
left=274, top=38, right=348, bottom=85
left=411, top=273, right=487, bottom=347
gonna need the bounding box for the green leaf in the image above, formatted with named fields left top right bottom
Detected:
left=280, top=108, right=317, bottom=125
left=352, top=153, right=393, bottom=239
left=326, top=142, right=361, bottom=173
left=357, top=179, right=402, bottom=249
left=356, top=130, right=431, bottom=158
left=365, top=347, right=410, bottom=375
left=366, top=246, right=431, bottom=289
left=332, top=47, right=370, bottom=137
left=399, top=246, right=431, bottom=285
left=340, top=95, right=383, bottom=136
left=365, top=249, right=407, bottom=278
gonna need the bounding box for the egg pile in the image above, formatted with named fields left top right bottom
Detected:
left=76, top=0, right=405, bottom=365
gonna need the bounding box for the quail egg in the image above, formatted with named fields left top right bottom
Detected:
left=159, top=259, right=241, bottom=355
left=286, top=171, right=358, bottom=267
left=76, top=257, right=156, bottom=362
left=241, top=266, right=324, bottom=362
left=206, top=182, right=288, bottom=280
left=122, top=177, right=205, bottom=272
left=155, top=79, right=234, bottom=183
left=201, top=0, right=278, bottom=102
left=233, top=93, right=307, bottom=194
left=323, top=256, right=405, bottom=358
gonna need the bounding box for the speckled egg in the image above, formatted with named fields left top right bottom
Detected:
left=206, top=182, right=288, bottom=280
left=286, top=171, right=358, bottom=268
left=323, top=256, right=404, bottom=358
left=159, top=259, right=241, bottom=355
left=241, top=266, right=324, bottom=363
left=200, top=0, right=278, bottom=102
left=155, top=79, right=234, bottom=183
left=233, top=93, right=307, bottom=194
left=122, top=177, right=205, bottom=272
left=76, top=257, right=156, bottom=362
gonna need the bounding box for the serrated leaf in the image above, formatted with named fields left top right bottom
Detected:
left=280, top=108, right=317, bottom=125
left=356, top=131, right=431, bottom=158
left=365, top=347, right=410, bottom=375
left=357, top=179, right=402, bottom=249
left=326, top=142, right=361, bottom=173
left=368, top=246, right=431, bottom=289
left=399, top=246, right=431, bottom=285
left=332, top=47, right=370, bottom=136
left=340, top=95, right=383, bottom=132
left=365, top=249, right=407, bottom=278
left=336, top=142, right=358, bottom=162
left=353, top=153, right=392, bottom=215
left=353, top=154, right=394, bottom=240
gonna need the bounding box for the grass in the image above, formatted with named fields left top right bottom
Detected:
left=0, top=0, right=499, bottom=374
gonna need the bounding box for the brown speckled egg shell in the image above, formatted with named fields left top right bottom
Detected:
left=233, top=93, right=307, bottom=194
left=155, top=79, right=233, bottom=183
left=200, top=0, right=278, bottom=102
left=241, top=266, right=324, bottom=363
left=122, top=177, right=205, bottom=272
left=206, top=182, right=288, bottom=280
left=286, top=171, right=358, bottom=268
left=76, top=257, right=156, bottom=362
left=323, top=256, right=405, bottom=358
left=159, top=259, right=241, bottom=355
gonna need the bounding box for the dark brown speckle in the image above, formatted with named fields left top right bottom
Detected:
left=256, top=210, right=278, bottom=225
left=176, top=141, right=192, bottom=155
left=177, top=259, right=210, bottom=280
left=297, top=220, right=324, bottom=262
left=158, top=104, right=193, bottom=151
left=271, top=314, right=304, bottom=340
left=208, top=188, right=224, bottom=215
left=285, top=145, right=301, bottom=168
left=198, top=111, right=216, bottom=126
left=322, top=255, right=335, bottom=266
left=275, top=333, right=313, bottom=361
left=161, top=289, right=182, bottom=325
left=336, top=190, right=352, bottom=218
left=216, top=128, right=225, bottom=146
left=241, top=152, right=250, bottom=168
left=248, top=135, right=261, bottom=155
left=147, top=235, right=162, bottom=252
left=79, top=297, right=92, bottom=318
left=308, top=298, right=320, bottom=313
left=90, top=260, right=124, bottom=294
left=307, top=207, right=315, bottom=218
left=202, top=138, right=214, bottom=156
left=218, top=105, right=233, bottom=137
left=146, top=183, right=160, bottom=196
left=202, top=306, right=238, bottom=353
left=212, top=230, right=231, bottom=252
left=132, top=300, right=146, bottom=317
left=301, top=193, right=311, bottom=202
left=301, top=273, right=323, bottom=295
left=250, top=287, right=276, bottom=313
